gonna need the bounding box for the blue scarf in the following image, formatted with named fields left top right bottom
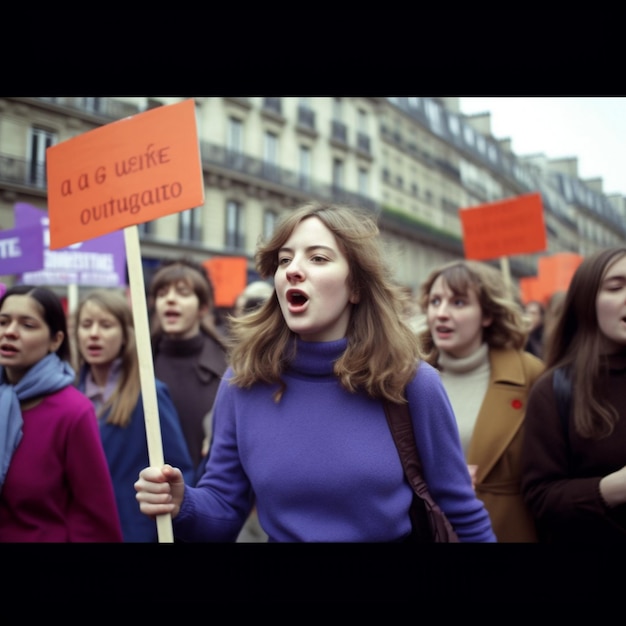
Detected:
left=0, top=352, right=75, bottom=493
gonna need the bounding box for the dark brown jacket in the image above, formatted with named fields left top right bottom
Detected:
left=153, top=332, right=227, bottom=471
left=521, top=353, right=626, bottom=543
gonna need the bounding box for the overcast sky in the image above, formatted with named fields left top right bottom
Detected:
left=458, top=97, right=626, bottom=198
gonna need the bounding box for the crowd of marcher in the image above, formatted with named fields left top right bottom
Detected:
left=1, top=201, right=625, bottom=543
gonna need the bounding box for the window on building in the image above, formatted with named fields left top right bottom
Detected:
left=263, top=131, right=278, bottom=165
left=28, top=127, right=56, bottom=187
left=425, top=99, right=443, bottom=135
left=137, top=220, right=155, bottom=237
left=179, top=207, right=202, bottom=243
left=228, top=117, right=243, bottom=153
left=332, top=97, right=343, bottom=121
left=263, top=131, right=279, bottom=181
left=225, top=200, right=245, bottom=250
left=299, top=145, right=312, bottom=189
left=263, top=209, right=278, bottom=240
left=357, top=109, right=367, bottom=134
left=332, top=158, right=344, bottom=190
left=358, top=167, right=369, bottom=196
left=82, top=97, right=102, bottom=114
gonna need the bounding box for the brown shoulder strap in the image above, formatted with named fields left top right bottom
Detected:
left=382, top=399, right=439, bottom=508
left=383, top=399, right=460, bottom=542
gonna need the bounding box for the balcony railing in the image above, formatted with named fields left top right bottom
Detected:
left=0, top=154, right=46, bottom=188
left=198, top=141, right=377, bottom=214
left=26, top=97, right=140, bottom=121
left=0, top=145, right=379, bottom=217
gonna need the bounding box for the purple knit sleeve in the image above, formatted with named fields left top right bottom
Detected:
left=406, top=362, right=496, bottom=542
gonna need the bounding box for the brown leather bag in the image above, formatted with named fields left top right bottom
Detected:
left=383, top=399, right=460, bottom=543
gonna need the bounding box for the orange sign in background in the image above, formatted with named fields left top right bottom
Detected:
left=203, top=256, right=248, bottom=308
left=46, top=99, right=204, bottom=249
left=537, top=252, right=583, bottom=302
left=519, top=276, right=545, bottom=305
left=519, top=252, right=583, bottom=304
left=459, top=192, right=547, bottom=261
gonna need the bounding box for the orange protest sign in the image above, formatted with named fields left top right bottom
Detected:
left=519, top=276, right=545, bottom=305
left=46, top=99, right=204, bottom=250
left=203, top=256, right=248, bottom=308
left=538, top=252, right=583, bottom=295
left=459, top=192, right=547, bottom=261
left=520, top=252, right=584, bottom=305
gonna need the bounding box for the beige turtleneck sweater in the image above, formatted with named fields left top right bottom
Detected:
left=437, top=343, right=490, bottom=455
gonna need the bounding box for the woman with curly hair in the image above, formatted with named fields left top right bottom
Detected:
left=418, top=259, right=544, bottom=542
left=134, top=202, right=495, bottom=542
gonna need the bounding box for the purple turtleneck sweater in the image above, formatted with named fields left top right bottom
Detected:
left=174, top=338, right=496, bottom=542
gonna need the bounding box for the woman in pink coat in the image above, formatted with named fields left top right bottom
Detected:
left=0, top=285, right=122, bottom=542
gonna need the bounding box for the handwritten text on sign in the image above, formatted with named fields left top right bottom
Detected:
left=46, top=99, right=204, bottom=249
left=459, top=192, right=547, bottom=261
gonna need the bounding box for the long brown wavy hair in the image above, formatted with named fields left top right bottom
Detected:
left=545, top=247, right=626, bottom=439
left=227, top=202, right=422, bottom=403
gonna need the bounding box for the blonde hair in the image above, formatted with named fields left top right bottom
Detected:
left=417, top=259, right=527, bottom=366
left=227, top=202, right=422, bottom=403
left=74, top=289, right=141, bottom=428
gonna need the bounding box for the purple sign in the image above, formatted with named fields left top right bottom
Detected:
left=0, top=226, right=45, bottom=275
left=14, top=203, right=127, bottom=287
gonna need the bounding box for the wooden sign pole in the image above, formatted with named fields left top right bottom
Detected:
left=46, top=100, right=205, bottom=545
left=124, top=224, right=173, bottom=543
left=67, top=283, right=79, bottom=317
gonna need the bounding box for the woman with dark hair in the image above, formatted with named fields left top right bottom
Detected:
left=74, top=288, right=194, bottom=542
left=521, top=247, right=626, bottom=542
left=418, top=260, right=544, bottom=542
left=134, top=202, right=495, bottom=542
left=148, top=259, right=228, bottom=482
left=0, top=285, right=122, bottom=542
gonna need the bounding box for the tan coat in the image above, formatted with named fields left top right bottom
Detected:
left=466, top=348, right=545, bottom=542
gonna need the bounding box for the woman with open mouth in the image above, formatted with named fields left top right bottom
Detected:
left=0, top=284, right=122, bottom=542
left=134, top=202, right=495, bottom=543
left=418, top=260, right=545, bottom=542
left=74, top=288, right=194, bottom=542
left=147, top=258, right=228, bottom=485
